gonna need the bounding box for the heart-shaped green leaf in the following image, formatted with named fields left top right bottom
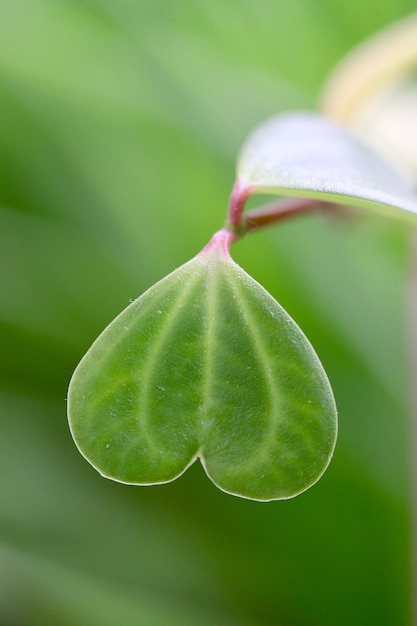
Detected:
left=68, top=232, right=337, bottom=501
left=238, top=111, right=417, bottom=221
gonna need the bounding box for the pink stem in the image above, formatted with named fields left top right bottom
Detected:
left=228, top=180, right=252, bottom=230
left=245, top=197, right=328, bottom=233
left=228, top=180, right=348, bottom=239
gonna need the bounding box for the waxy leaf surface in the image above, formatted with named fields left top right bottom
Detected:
left=238, top=111, right=417, bottom=221
left=68, top=236, right=337, bottom=501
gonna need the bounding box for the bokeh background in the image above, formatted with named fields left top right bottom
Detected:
left=0, top=1, right=416, bottom=624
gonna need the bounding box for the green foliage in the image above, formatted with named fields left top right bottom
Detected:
left=68, top=234, right=336, bottom=500
left=67, top=107, right=417, bottom=501
left=0, top=2, right=416, bottom=625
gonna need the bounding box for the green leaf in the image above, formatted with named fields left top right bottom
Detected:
left=68, top=233, right=337, bottom=501
left=238, top=111, right=417, bottom=221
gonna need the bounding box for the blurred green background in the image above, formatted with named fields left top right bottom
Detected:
left=0, top=1, right=415, bottom=624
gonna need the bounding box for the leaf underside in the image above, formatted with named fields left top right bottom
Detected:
left=68, top=241, right=337, bottom=501
left=238, top=111, right=417, bottom=221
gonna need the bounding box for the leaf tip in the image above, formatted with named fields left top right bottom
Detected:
left=199, top=229, right=237, bottom=259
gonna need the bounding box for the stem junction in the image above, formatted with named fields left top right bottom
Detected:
left=226, top=180, right=345, bottom=242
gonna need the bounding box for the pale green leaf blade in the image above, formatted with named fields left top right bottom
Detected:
left=68, top=236, right=337, bottom=501
left=238, top=111, right=417, bottom=221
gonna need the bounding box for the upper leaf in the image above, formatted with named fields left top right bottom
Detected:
left=68, top=232, right=337, bottom=502
left=237, top=111, right=417, bottom=221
